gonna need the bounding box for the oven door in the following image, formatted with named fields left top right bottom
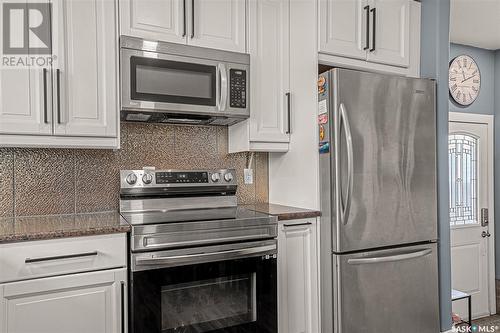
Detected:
left=130, top=240, right=277, bottom=333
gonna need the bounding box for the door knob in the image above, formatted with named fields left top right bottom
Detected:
left=481, top=231, right=491, bottom=238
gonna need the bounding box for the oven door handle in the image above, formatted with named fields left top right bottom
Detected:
left=135, top=244, right=276, bottom=267
left=142, top=233, right=276, bottom=249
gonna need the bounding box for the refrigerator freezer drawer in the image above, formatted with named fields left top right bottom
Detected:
left=334, top=243, right=439, bottom=333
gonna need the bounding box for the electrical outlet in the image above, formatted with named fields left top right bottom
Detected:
left=244, top=168, right=254, bottom=184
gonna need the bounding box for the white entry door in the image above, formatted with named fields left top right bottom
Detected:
left=449, top=117, right=494, bottom=320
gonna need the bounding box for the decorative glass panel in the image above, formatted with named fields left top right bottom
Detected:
left=449, top=134, right=478, bottom=226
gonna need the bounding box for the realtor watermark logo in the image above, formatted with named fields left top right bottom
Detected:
left=453, top=325, right=500, bottom=332
left=2, top=2, right=56, bottom=68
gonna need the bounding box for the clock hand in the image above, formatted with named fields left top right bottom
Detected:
left=461, top=75, right=476, bottom=83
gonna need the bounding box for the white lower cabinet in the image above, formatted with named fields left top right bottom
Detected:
left=278, top=218, right=320, bottom=333
left=0, top=234, right=128, bottom=333
left=0, top=269, right=127, bottom=333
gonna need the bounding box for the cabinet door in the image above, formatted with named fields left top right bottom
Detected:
left=319, top=0, right=367, bottom=60
left=366, top=0, right=410, bottom=67
left=0, top=1, right=51, bottom=136
left=120, top=0, right=187, bottom=44
left=188, top=0, right=246, bottom=52
left=247, top=0, right=290, bottom=143
left=0, top=269, right=126, bottom=333
left=278, top=220, right=319, bottom=333
left=52, top=0, right=118, bottom=137
left=0, top=69, right=52, bottom=136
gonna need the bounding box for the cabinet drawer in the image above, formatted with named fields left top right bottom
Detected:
left=0, top=234, right=126, bottom=283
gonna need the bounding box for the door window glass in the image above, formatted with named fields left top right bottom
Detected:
left=449, top=134, right=478, bottom=226
left=161, top=274, right=256, bottom=332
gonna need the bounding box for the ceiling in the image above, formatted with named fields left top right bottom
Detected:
left=450, top=0, right=500, bottom=50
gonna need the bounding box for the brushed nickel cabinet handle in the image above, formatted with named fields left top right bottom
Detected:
left=120, top=281, right=125, bottom=333
left=370, top=7, right=376, bottom=52
left=283, top=222, right=312, bottom=228
left=43, top=68, right=48, bottom=124
left=25, top=251, right=98, bottom=264
left=286, top=92, right=291, bottom=134
left=191, top=0, right=195, bottom=38
left=363, top=5, right=370, bottom=50
left=182, top=0, right=186, bottom=37
left=56, top=69, right=62, bottom=124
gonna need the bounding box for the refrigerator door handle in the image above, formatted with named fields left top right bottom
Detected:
left=347, top=248, right=432, bottom=265
left=339, top=103, right=354, bottom=225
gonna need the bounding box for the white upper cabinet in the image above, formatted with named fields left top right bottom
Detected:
left=119, top=0, right=187, bottom=44
left=52, top=0, right=118, bottom=138
left=0, top=0, right=119, bottom=148
left=189, top=0, right=246, bottom=52
left=366, top=0, right=410, bottom=67
left=249, top=0, right=290, bottom=143
left=228, top=0, right=290, bottom=152
left=319, top=0, right=367, bottom=60
left=0, top=69, right=51, bottom=136
left=0, top=2, right=51, bottom=136
left=319, top=0, right=419, bottom=76
left=120, top=0, right=247, bottom=53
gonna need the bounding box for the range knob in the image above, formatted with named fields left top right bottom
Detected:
left=211, top=172, right=220, bottom=182
left=142, top=173, right=154, bottom=184
left=126, top=173, right=137, bottom=185
left=224, top=172, right=234, bottom=182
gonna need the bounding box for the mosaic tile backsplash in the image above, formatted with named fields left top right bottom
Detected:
left=0, top=123, right=269, bottom=217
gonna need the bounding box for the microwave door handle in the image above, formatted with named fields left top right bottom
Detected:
left=216, top=64, right=221, bottom=109
left=218, top=63, right=228, bottom=111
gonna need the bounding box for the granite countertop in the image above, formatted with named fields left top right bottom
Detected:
left=0, top=211, right=131, bottom=244
left=244, top=203, right=321, bottom=221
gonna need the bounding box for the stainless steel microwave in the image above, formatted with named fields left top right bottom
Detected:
left=120, top=36, right=250, bottom=126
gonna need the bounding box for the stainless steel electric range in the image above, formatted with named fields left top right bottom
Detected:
left=119, top=168, right=278, bottom=333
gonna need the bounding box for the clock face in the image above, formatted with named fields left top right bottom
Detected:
left=449, top=55, right=481, bottom=106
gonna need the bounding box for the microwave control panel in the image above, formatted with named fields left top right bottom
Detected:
left=229, top=69, right=247, bottom=108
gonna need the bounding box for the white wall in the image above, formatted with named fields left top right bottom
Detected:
left=268, top=0, right=319, bottom=210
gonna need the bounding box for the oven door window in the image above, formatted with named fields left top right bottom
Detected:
left=130, top=56, right=217, bottom=106
left=161, top=274, right=256, bottom=332
left=131, top=257, right=277, bottom=333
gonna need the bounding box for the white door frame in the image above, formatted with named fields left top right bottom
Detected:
left=449, top=111, right=496, bottom=315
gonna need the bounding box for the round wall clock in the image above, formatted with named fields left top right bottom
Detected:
left=449, top=55, right=481, bottom=106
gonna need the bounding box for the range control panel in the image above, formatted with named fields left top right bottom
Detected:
left=156, top=171, right=209, bottom=184
left=120, top=169, right=237, bottom=188
left=229, top=69, right=247, bottom=108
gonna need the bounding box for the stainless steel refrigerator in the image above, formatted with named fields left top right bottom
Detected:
left=318, top=69, right=440, bottom=333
